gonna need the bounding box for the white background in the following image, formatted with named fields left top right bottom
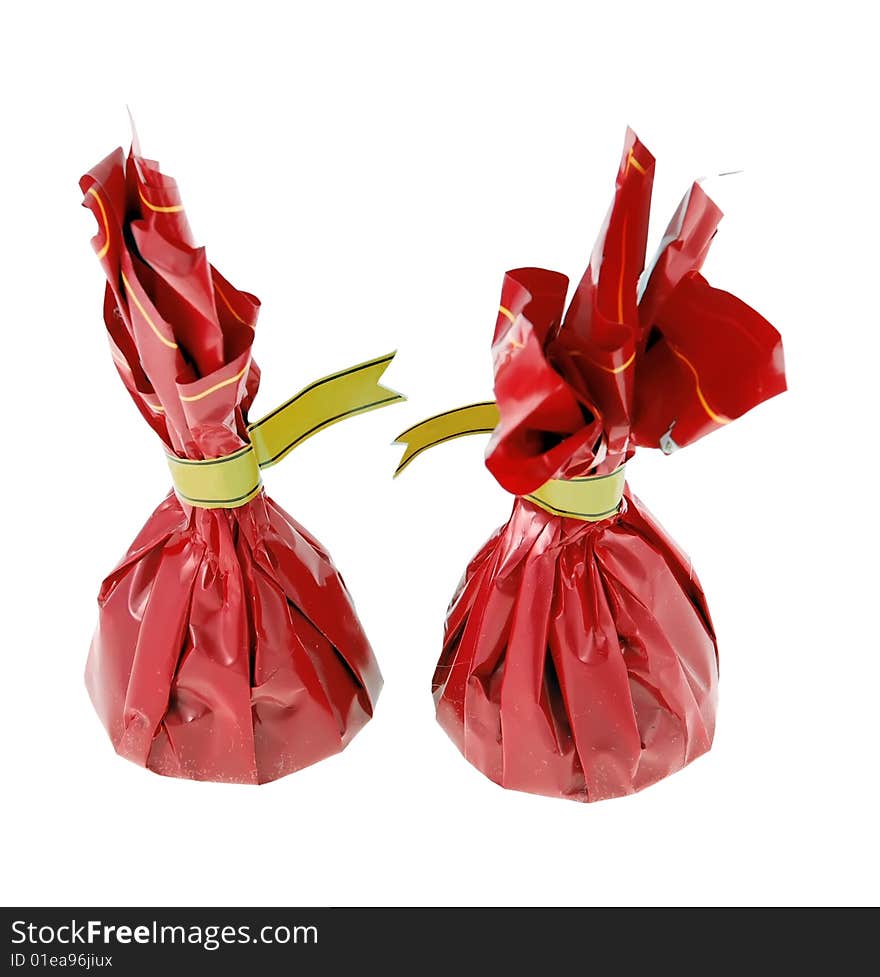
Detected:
left=1, top=1, right=877, bottom=908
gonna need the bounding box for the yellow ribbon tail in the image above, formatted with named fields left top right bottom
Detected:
left=167, top=352, right=404, bottom=509
left=249, top=352, right=405, bottom=469
left=393, top=401, right=500, bottom=477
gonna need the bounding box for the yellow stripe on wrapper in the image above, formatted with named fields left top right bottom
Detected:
left=138, top=189, right=184, bottom=214
left=179, top=362, right=250, bottom=403
left=166, top=353, right=404, bottom=509
left=524, top=466, right=626, bottom=521
left=87, top=187, right=111, bottom=260
left=394, top=401, right=626, bottom=522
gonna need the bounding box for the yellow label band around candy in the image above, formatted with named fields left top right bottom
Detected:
left=167, top=352, right=404, bottom=509
left=394, top=400, right=626, bottom=522
left=167, top=444, right=263, bottom=508
left=523, top=466, right=626, bottom=521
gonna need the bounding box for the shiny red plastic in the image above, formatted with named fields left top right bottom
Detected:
left=435, top=131, right=785, bottom=801
left=81, top=146, right=381, bottom=784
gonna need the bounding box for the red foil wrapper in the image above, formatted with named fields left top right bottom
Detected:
left=81, top=144, right=383, bottom=784
left=434, top=131, right=785, bottom=801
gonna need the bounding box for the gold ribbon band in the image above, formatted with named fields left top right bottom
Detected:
left=394, top=400, right=626, bottom=522
left=167, top=444, right=263, bottom=508
left=523, top=466, right=626, bottom=521
left=167, top=353, right=404, bottom=509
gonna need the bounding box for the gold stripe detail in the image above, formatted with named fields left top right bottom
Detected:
left=394, top=402, right=500, bottom=476
left=627, top=151, right=647, bottom=175
left=668, top=343, right=730, bottom=425
left=613, top=147, right=647, bottom=322
left=525, top=465, right=626, bottom=522
left=591, top=349, right=635, bottom=375
left=179, top=362, right=250, bottom=402
left=121, top=272, right=179, bottom=350
left=165, top=353, right=404, bottom=509
left=500, top=284, right=631, bottom=372
left=87, top=187, right=111, bottom=260
left=138, top=189, right=184, bottom=214
left=214, top=282, right=252, bottom=326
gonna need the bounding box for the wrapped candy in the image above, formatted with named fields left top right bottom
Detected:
left=396, top=130, right=785, bottom=802
left=81, top=140, right=402, bottom=784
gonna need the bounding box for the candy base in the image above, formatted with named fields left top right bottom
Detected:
left=435, top=489, right=717, bottom=802
left=87, top=492, right=382, bottom=785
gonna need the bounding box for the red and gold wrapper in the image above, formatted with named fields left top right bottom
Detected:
left=397, top=130, right=785, bottom=802
left=81, top=141, right=402, bottom=784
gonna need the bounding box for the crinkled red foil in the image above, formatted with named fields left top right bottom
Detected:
left=81, top=147, right=381, bottom=784
left=434, top=131, right=785, bottom=801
